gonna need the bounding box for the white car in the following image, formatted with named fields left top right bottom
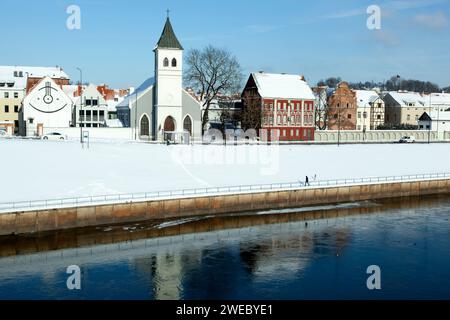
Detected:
left=399, top=136, right=416, bottom=143
left=42, top=132, right=66, bottom=141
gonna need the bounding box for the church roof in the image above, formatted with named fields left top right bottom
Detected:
left=156, top=17, right=183, bottom=50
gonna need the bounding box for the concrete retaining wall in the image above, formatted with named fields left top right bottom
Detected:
left=1, top=179, right=450, bottom=236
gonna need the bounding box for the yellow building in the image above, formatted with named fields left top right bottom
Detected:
left=383, top=91, right=437, bottom=126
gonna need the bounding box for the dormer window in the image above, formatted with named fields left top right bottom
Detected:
left=172, top=58, right=177, bottom=67
left=163, top=58, right=169, bottom=67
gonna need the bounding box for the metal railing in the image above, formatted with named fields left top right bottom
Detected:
left=0, top=172, right=449, bottom=213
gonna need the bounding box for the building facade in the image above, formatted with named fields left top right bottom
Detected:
left=327, top=82, right=357, bottom=131
left=354, top=90, right=385, bottom=130
left=72, top=84, right=109, bottom=128
left=383, top=91, right=431, bottom=126
left=241, top=72, right=316, bottom=141
left=20, top=77, right=74, bottom=136
left=0, top=66, right=69, bottom=134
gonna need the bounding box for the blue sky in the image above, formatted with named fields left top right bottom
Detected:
left=1, top=0, right=449, bottom=89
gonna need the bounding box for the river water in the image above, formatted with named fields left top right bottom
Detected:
left=0, top=195, right=449, bottom=300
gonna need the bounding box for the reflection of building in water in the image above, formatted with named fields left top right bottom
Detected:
left=240, top=227, right=351, bottom=278
left=133, top=248, right=202, bottom=300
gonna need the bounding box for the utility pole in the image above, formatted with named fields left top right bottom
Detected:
left=76, top=67, right=83, bottom=144
left=134, top=90, right=138, bottom=140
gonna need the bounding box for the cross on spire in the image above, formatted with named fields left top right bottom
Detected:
left=166, top=9, right=170, bottom=18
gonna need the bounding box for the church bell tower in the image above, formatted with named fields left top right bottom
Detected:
left=153, top=13, right=184, bottom=140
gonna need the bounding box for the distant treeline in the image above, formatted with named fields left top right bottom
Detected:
left=317, top=76, right=446, bottom=93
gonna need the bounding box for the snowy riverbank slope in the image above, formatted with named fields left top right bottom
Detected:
left=1, top=139, right=449, bottom=202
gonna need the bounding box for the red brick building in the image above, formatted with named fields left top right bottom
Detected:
left=327, top=82, right=357, bottom=130
left=241, top=72, right=316, bottom=141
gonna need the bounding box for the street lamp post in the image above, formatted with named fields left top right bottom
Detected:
left=76, top=67, right=83, bottom=144
left=134, top=90, right=138, bottom=140
left=337, top=103, right=341, bottom=147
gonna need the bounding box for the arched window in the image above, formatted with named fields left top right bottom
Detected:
left=163, top=58, right=169, bottom=67
left=140, top=115, right=149, bottom=136
left=172, top=58, right=177, bottom=67
left=183, top=115, right=192, bottom=135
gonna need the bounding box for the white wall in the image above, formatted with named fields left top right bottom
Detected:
left=43, top=127, right=134, bottom=141
left=315, top=130, right=445, bottom=142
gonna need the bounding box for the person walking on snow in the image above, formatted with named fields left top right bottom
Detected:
left=305, top=176, right=310, bottom=186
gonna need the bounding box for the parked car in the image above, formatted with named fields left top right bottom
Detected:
left=399, top=136, right=416, bottom=143
left=42, top=132, right=66, bottom=140
left=0, top=129, right=6, bottom=137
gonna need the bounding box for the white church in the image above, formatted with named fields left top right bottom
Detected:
left=117, top=16, right=202, bottom=142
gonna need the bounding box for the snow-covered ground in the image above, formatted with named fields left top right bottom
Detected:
left=1, top=139, right=449, bottom=203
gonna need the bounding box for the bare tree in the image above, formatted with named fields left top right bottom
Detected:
left=185, top=45, right=243, bottom=133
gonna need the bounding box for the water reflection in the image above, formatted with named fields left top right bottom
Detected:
left=0, top=194, right=450, bottom=300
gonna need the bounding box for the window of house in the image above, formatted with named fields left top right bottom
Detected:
left=357, top=125, right=361, bottom=130
left=14, top=92, right=18, bottom=98
left=358, top=112, right=361, bottom=118
left=28, top=118, right=34, bottom=124
left=14, top=105, right=18, bottom=112
left=92, top=99, right=98, bottom=106
left=363, top=112, right=367, bottom=118
left=85, top=99, right=92, bottom=106
left=407, top=115, right=411, bottom=121
left=4, top=92, right=9, bottom=98
left=334, top=114, right=338, bottom=119
left=163, top=58, right=169, bottom=67
left=290, top=129, right=294, bottom=136
left=283, top=130, right=286, bottom=137
left=172, top=58, right=177, bottom=67
left=4, top=105, right=9, bottom=113
left=377, top=115, right=381, bottom=120
left=296, top=129, right=299, bottom=136
left=348, top=114, right=352, bottom=119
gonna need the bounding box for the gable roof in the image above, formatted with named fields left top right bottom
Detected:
left=385, top=91, right=427, bottom=107
left=117, top=77, right=155, bottom=108
left=354, top=90, right=382, bottom=108
left=250, top=72, right=315, bottom=100
left=0, top=66, right=69, bottom=89
left=155, top=17, right=183, bottom=50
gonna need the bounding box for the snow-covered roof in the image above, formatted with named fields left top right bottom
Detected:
left=61, top=85, right=79, bottom=104
left=420, top=111, right=450, bottom=121
left=0, top=66, right=69, bottom=89
left=117, top=77, right=155, bottom=108
left=385, top=91, right=428, bottom=107
left=425, top=93, right=450, bottom=106
left=252, top=72, right=315, bottom=100
left=105, top=119, right=124, bottom=128
left=354, top=90, right=382, bottom=108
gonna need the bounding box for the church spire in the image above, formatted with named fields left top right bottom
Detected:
left=156, top=15, right=183, bottom=50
